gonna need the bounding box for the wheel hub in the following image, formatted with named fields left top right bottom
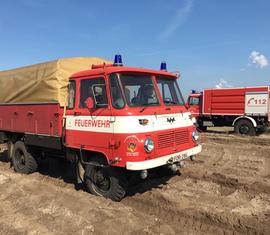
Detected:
left=240, top=125, right=249, bottom=134
left=15, top=150, right=26, bottom=169
left=93, top=168, right=110, bottom=192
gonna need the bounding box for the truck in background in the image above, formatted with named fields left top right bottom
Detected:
left=0, top=56, right=201, bottom=201
left=187, top=86, right=270, bottom=135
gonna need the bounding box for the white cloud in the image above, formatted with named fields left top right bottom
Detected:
left=158, top=0, right=193, bottom=40
left=215, top=79, right=232, bottom=89
left=249, top=51, right=268, bottom=68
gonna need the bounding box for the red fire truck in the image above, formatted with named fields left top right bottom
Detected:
left=187, top=86, right=270, bottom=135
left=0, top=56, right=201, bottom=201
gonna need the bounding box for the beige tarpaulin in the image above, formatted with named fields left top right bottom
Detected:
left=0, top=57, right=111, bottom=106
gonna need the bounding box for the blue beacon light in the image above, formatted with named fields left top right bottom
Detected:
left=114, top=54, right=123, bottom=66
left=160, top=61, right=167, bottom=71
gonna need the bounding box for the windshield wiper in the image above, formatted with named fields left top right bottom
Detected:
left=164, top=100, right=178, bottom=104
left=139, top=102, right=159, bottom=113
left=142, top=102, right=159, bottom=106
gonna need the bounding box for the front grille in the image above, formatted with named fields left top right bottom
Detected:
left=157, top=130, right=189, bottom=149
left=157, top=131, right=174, bottom=149
left=175, top=130, right=189, bottom=145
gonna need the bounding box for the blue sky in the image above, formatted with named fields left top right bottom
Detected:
left=0, top=0, right=269, bottom=96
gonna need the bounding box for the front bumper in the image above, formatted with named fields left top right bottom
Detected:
left=126, top=145, right=202, bottom=170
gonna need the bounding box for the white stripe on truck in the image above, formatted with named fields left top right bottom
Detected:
left=65, top=112, right=194, bottom=134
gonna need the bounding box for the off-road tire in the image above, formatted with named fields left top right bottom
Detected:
left=84, top=163, right=128, bottom=201
left=198, top=125, right=207, bottom=132
left=234, top=119, right=256, bottom=136
left=12, top=141, right=38, bottom=174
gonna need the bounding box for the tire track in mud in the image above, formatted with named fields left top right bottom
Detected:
left=206, top=133, right=270, bottom=147
left=0, top=162, right=159, bottom=235
left=123, top=184, right=270, bottom=234
left=122, top=182, right=260, bottom=235
left=122, top=132, right=270, bottom=235
left=0, top=130, right=269, bottom=235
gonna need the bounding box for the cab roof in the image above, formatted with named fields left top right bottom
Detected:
left=70, top=65, right=178, bottom=79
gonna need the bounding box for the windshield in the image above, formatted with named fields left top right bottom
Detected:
left=156, top=76, right=185, bottom=106
left=117, top=74, right=160, bottom=107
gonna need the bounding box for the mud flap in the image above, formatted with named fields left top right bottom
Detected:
left=76, top=157, right=85, bottom=184
left=0, top=143, right=8, bottom=153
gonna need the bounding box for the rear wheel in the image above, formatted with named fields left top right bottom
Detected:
left=84, top=162, right=127, bottom=201
left=12, top=141, right=38, bottom=174
left=234, top=119, right=256, bottom=136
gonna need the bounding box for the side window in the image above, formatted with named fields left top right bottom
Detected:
left=189, top=97, right=200, bottom=105
left=67, top=80, right=76, bottom=109
left=80, top=78, right=108, bottom=108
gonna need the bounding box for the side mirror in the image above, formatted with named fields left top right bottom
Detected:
left=84, top=97, right=95, bottom=109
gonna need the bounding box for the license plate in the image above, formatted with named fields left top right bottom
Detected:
left=168, top=153, right=188, bottom=163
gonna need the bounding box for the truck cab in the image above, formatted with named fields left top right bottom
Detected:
left=65, top=58, right=201, bottom=200
left=186, top=91, right=202, bottom=117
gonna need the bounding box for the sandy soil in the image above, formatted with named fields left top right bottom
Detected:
left=0, top=128, right=269, bottom=235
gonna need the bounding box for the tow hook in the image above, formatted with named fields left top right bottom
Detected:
left=168, top=163, right=179, bottom=172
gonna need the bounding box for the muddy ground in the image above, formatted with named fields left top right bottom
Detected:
left=0, top=128, right=269, bottom=235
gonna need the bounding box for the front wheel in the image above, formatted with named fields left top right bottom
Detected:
left=198, top=125, right=207, bottom=132
left=84, top=163, right=128, bottom=201
left=234, top=119, right=256, bottom=136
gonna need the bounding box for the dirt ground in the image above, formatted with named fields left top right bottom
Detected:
left=0, top=128, right=269, bottom=235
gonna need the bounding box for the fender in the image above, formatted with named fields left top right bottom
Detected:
left=0, top=132, right=7, bottom=142
left=79, top=145, right=110, bottom=165
left=232, top=116, right=257, bottom=127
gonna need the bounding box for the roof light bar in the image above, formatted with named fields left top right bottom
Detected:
left=160, top=61, right=167, bottom=71
left=114, top=54, right=123, bottom=66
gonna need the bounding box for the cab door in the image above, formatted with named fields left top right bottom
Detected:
left=187, top=96, right=201, bottom=117
left=65, top=77, right=113, bottom=150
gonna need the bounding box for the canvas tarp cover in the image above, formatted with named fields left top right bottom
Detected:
left=0, top=57, right=111, bottom=106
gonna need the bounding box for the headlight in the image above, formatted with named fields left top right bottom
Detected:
left=188, top=114, right=196, bottom=124
left=192, top=130, right=200, bottom=141
left=144, top=137, right=154, bottom=153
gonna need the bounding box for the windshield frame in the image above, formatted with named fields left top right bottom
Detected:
left=110, top=72, right=161, bottom=108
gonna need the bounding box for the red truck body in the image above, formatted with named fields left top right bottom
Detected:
left=0, top=58, right=201, bottom=200
left=187, top=86, right=270, bottom=135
